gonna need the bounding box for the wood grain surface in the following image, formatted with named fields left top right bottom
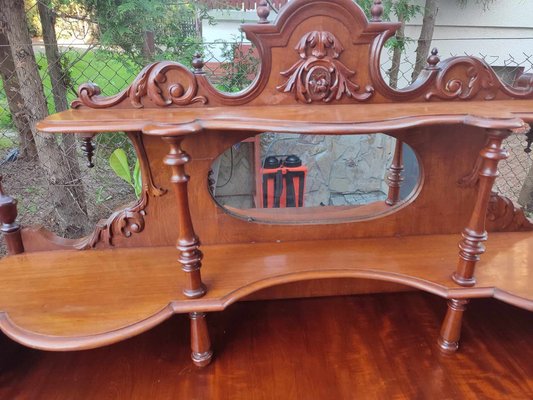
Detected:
left=37, top=100, right=532, bottom=134
left=0, top=232, right=531, bottom=350
left=1, top=292, right=531, bottom=400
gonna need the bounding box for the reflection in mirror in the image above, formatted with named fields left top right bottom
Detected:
left=209, top=133, right=421, bottom=224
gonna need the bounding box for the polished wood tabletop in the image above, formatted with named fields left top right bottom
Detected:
left=1, top=292, right=532, bottom=400
left=0, top=232, right=531, bottom=351
left=37, top=100, right=532, bottom=134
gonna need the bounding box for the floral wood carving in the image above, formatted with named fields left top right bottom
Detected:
left=76, top=132, right=167, bottom=249
left=486, top=192, right=533, bottom=232
left=72, top=62, right=207, bottom=109
left=277, top=31, right=374, bottom=103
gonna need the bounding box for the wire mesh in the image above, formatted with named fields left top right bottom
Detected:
left=0, top=0, right=532, bottom=256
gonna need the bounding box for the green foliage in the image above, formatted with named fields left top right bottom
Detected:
left=217, top=34, right=260, bottom=93
left=24, top=0, right=42, bottom=37
left=109, top=148, right=142, bottom=198
left=80, top=0, right=211, bottom=66
left=355, top=0, right=421, bottom=50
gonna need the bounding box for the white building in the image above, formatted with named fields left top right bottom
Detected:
left=203, top=0, right=533, bottom=86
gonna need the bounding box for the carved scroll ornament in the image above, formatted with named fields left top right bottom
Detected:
left=277, top=31, right=374, bottom=103
left=487, top=192, right=533, bottom=232
left=72, top=62, right=207, bottom=109
left=425, top=57, right=533, bottom=101
left=77, top=132, right=167, bottom=249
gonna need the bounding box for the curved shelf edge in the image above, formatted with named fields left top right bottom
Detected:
left=1, top=231, right=532, bottom=351
left=1, top=268, right=531, bottom=351
left=0, top=305, right=175, bottom=351
left=493, top=289, right=533, bottom=312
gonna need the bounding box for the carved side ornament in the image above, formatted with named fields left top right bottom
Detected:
left=486, top=192, right=533, bottom=232
left=77, top=132, right=167, bottom=249
left=72, top=62, right=207, bottom=109
left=277, top=31, right=374, bottom=103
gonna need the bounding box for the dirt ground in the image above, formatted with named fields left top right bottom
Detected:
left=0, top=155, right=134, bottom=255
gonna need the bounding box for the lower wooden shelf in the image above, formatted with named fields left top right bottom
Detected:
left=0, top=232, right=531, bottom=351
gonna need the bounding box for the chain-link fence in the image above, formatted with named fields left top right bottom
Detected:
left=0, top=1, right=532, bottom=254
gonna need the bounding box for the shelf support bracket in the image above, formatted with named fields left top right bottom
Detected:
left=385, top=139, right=404, bottom=206
left=453, top=128, right=510, bottom=287
left=190, top=312, right=213, bottom=367
left=163, top=136, right=207, bottom=299
left=438, top=299, right=469, bottom=353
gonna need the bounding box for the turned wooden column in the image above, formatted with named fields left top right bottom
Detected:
left=0, top=177, right=24, bottom=255
left=189, top=312, right=213, bottom=367
left=163, top=137, right=207, bottom=298
left=438, top=299, right=469, bottom=353
left=385, top=139, right=404, bottom=206
left=453, top=129, right=510, bottom=286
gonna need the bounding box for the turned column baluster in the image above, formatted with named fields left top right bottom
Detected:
left=0, top=177, right=24, bottom=255
left=438, top=299, right=469, bottom=353
left=163, top=137, right=207, bottom=298
left=190, top=312, right=213, bottom=367
left=453, top=129, right=510, bottom=286
left=385, top=139, right=404, bottom=206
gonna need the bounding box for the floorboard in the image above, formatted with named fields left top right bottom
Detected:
left=1, top=292, right=532, bottom=400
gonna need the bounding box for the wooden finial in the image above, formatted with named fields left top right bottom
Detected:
left=257, top=0, right=270, bottom=24
left=80, top=135, right=95, bottom=168
left=192, top=52, right=205, bottom=74
left=427, top=48, right=440, bottom=69
left=371, top=0, right=384, bottom=22
left=0, top=176, right=24, bottom=255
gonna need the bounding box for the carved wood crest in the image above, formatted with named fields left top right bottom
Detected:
left=276, top=31, right=374, bottom=103
left=69, top=0, right=533, bottom=109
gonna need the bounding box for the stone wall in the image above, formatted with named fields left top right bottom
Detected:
left=261, top=133, right=395, bottom=207
left=213, top=134, right=396, bottom=209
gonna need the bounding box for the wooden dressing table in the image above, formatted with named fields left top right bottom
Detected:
left=1, top=0, right=532, bottom=368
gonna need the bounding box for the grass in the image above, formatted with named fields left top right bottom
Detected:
left=0, top=48, right=139, bottom=130
left=0, top=136, right=15, bottom=149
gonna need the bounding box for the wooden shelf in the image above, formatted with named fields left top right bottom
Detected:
left=0, top=232, right=531, bottom=351
left=36, top=100, right=533, bottom=135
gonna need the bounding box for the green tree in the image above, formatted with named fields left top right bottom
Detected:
left=80, top=0, right=211, bottom=65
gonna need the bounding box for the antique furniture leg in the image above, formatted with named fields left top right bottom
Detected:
left=190, top=312, right=213, bottom=367
left=163, top=137, right=207, bottom=298
left=385, top=139, right=404, bottom=206
left=0, top=177, right=24, bottom=255
left=439, top=128, right=510, bottom=352
left=453, top=129, right=510, bottom=286
left=438, top=299, right=469, bottom=353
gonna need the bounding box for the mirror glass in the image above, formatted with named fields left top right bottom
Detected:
left=209, top=133, right=421, bottom=224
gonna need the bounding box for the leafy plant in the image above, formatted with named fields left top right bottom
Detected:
left=109, top=148, right=142, bottom=198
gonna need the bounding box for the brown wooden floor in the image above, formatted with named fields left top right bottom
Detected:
left=1, top=292, right=532, bottom=400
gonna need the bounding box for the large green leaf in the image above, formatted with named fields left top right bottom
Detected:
left=109, top=148, right=132, bottom=185
left=133, top=158, right=142, bottom=198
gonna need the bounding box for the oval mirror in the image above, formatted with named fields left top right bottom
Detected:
left=209, top=133, right=421, bottom=224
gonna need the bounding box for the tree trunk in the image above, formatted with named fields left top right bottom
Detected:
left=389, top=20, right=405, bottom=89
left=411, top=0, right=438, bottom=82
left=0, top=0, right=88, bottom=236
left=142, top=31, right=156, bottom=61
left=38, top=0, right=88, bottom=217
left=518, top=165, right=533, bottom=212
left=0, top=31, right=38, bottom=159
